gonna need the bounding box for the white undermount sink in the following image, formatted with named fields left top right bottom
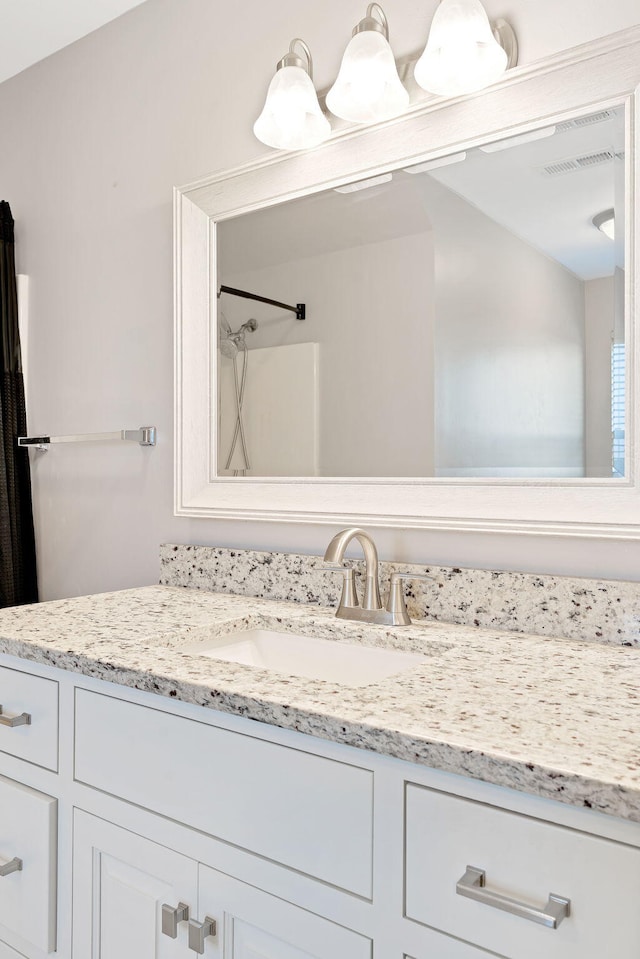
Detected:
left=182, top=627, right=427, bottom=687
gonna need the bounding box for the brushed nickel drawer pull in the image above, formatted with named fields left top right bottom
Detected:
left=161, top=901, right=190, bottom=938
left=188, top=916, right=217, bottom=954
left=456, top=866, right=570, bottom=929
left=0, top=856, right=22, bottom=877
left=0, top=705, right=31, bottom=728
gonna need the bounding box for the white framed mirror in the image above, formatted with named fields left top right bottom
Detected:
left=175, top=27, right=640, bottom=538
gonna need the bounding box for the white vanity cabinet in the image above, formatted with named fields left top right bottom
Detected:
left=0, top=945, right=31, bottom=959
left=195, top=864, right=372, bottom=958
left=0, top=664, right=58, bottom=959
left=0, top=775, right=57, bottom=955
left=72, top=812, right=198, bottom=959
left=0, top=664, right=58, bottom=771
left=73, top=689, right=374, bottom=897
left=72, top=810, right=373, bottom=958
left=1, top=652, right=640, bottom=959
left=404, top=784, right=640, bottom=959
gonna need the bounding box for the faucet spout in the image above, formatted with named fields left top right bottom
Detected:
left=324, top=528, right=435, bottom=627
left=323, top=527, right=383, bottom=610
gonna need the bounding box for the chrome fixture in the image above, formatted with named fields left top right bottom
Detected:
left=254, top=2, right=518, bottom=152
left=253, top=38, right=331, bottom=151
left=218, top=314, right=257, bottom=473
left=456, top=866, right=571, bottom=929
left=324, top=527, right=433, bottom=626
left=326, top=4, right=409, bottom=123
left=219, top=317, right=258, bottom=360
left=18, top=426, right=156, bottom=453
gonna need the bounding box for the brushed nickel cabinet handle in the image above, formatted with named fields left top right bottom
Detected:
left=0, top=705, right=31, bottom=728
left=161, top=901, right=190, bottom=938
left=456, top=866, right=570, bottom=929
left=0, top=856, right=22, bottom=877
left=188, top=916, right=217, bottom=954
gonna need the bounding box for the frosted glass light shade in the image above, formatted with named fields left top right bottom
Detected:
left=414, top=0, right=508, bottom=97
left=326, top=30, right=409, bottom=123
left=254, top=66, right=331, bottom=151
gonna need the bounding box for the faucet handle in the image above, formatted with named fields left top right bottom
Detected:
left=325, top=565, right=360, bottom=609
left=386, top=572, right=435, bottom=626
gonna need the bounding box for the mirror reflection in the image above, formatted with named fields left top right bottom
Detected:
left=216, top=105, right=625, bottom=479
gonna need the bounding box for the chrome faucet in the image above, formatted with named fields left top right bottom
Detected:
left=323, top=527, right=433, bottom=626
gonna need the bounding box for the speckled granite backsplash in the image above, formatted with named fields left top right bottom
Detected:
left=159, top=544, right=640, bottom=647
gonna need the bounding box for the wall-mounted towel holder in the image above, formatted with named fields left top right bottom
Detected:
left=18, top=427, right=157, bottom=452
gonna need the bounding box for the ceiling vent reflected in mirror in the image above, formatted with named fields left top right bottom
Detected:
left=542, top=150, right=621, bottom=177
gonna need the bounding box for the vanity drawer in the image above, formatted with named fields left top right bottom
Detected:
left=405, top=783, right=640, bottom=959
left=0, top=774, right=57, bottom=953
left=74, top=689, right=374, bottom=896
left=0, top=666, right=58, bottom=771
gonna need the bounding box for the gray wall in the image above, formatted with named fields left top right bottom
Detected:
left=1, top=0, right=640, bottom=600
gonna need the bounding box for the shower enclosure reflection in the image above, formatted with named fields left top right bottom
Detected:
left=216, top=104, right=625, bottom=479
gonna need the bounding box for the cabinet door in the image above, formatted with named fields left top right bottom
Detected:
left=0, top=775, right=56, bottom=953
left=196, top=864, right=372, bottom=958
left=73, top=811, right=198, bottom=959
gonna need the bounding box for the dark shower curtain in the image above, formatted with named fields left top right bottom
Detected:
left=0, top=201, right=38, bottom=606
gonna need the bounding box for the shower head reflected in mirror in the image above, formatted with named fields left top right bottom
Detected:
left=219, top=318, right=259, bottom=357
left=220, top=336, right=240, bottom=359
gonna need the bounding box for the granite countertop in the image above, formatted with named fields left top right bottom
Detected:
left=0, top=584, right=638, bottom=823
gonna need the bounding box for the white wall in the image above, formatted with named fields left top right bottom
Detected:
left=1, top=0, right=640, bottom=599
left=224, top=232, right=435, bottom=477
left=427, top=178, right=586, bottom=476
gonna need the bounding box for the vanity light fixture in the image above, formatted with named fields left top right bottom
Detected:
left=326, top=4, right=409, bottom=124
left=593, top=209, right=615, bottom=240
left=253, top=4, right=519, bottom=151
left=414, top=0, right=517, bottom=97
left=253, top=39, right=331, bottom=151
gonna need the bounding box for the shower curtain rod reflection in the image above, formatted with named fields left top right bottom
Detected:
left=218, top=284, right=306, bottom=320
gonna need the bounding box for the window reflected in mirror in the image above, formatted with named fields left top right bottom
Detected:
left=216, top=104, right=626, bottom=479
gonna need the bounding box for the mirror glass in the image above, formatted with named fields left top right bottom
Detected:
left=216, top=104, right=626, bottom=479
